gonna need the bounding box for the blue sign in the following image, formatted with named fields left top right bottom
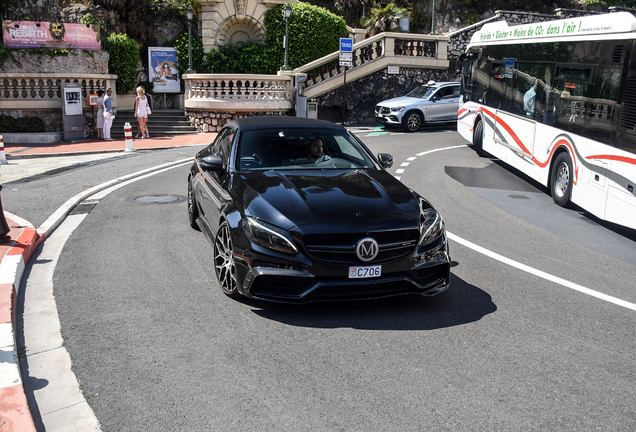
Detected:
left=340, top=38, right=353, bottom=52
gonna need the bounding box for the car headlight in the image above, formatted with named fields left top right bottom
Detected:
left=243, top=217, right=298, bottom=254
left=391, top=106, right=405, bottom=112
left=418, top=199, right=444, bottom=247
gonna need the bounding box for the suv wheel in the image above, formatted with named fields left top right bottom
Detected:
left=402, top=111, right=422, bottom=132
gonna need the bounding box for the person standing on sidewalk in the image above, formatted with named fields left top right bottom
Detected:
left=103, top=88, right=114, bottom=141
left=134, top=86, right=150, bottom=139
left=96, top=90, right=105, bottom=140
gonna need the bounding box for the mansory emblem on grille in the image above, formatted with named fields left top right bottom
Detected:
left=355, top=237, right=379, bottom=262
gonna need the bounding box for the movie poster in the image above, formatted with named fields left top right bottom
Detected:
left=148, top=47, right=180, bottom=94
left=3, top=21, right=101, bottom=50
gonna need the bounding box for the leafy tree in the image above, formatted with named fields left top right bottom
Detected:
left=361, top=3, right=409, bottom=36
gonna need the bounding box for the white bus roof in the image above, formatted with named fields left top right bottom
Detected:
left=468, top=11, right=636, bottom=47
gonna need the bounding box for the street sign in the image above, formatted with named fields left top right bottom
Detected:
left=339, top=52, right=352, bottom=61
left=339, top=61, right=352, bottom=67
left=340, top=38, right=353, bottom=52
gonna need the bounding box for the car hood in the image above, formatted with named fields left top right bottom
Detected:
left=377, top=96, right=425, bottom=108
left=235, top=169, right=421, bottom=231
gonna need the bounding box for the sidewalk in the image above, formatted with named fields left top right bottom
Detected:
left=5, top=133, right=217, bottom=159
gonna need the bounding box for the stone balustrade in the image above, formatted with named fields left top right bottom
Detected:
left=0, top=73, right=117, bottom=111
left=183, top=74, right=294, bottom=132
left=293, top=32, right=449, bottom=99
left=184, top=74, right=294, bottom=111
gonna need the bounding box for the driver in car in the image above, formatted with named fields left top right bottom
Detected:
left=307, top=138, right=331, bottom=163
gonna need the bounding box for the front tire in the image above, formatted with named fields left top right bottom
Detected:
left=551, top=153, right=573, bottom=207
left=214, top=222, right=240, bottom=298
left=402, top=111, right=423, bottom=132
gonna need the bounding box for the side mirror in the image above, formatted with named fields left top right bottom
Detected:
left=199, top=154, right=224, bottom=171
left=377, top=153, right=393, bottom=169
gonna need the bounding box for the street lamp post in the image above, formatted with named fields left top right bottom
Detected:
left=281, top=4, right=292, bottom=71
left=186, top=6, right=195, bottom=74
left=429, top=0, right=436, bottom=35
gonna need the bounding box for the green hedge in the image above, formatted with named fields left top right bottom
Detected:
left=264, top=3, right=348, bottom=70
left=202, top=42, right=278, bottom=74
left=0, top=115, right=45, bottom=133
left=170, top=32, right=205, bottom=76
left=105, top=34, right=139, bottom=94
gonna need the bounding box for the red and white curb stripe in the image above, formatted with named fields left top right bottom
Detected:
left=0, top=213, right=39, bottom=432
left=124, top=122, right=135, bottom=153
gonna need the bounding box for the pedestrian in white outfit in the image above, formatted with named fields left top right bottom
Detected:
left=103, top=88, right=114, bottom=141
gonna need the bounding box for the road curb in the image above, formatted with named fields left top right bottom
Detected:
left=0, top=214, right=39, bottom=432
left=0, top=157, right=193, bottom=430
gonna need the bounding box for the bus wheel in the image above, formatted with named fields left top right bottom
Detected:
left=402, top=111, right=422, bottom=132
left=473, top=120, right=484, bottom=157
left=551, top=153, right=573, bottom=207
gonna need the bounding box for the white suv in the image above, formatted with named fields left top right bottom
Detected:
left=375, top=81, right=460, bottom=132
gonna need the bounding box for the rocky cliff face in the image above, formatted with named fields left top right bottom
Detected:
left=1, top=51, right=109, bottom=74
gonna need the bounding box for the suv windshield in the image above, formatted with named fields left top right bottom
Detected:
left=406, top=85, right=436, bottom=99
left=237, top=128, right=376, bottom=172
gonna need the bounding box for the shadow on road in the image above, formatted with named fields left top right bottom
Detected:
left=248, top=273, right=496, bottom=331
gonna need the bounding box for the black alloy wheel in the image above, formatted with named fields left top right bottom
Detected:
left=403, top=111, right=423, bottom=132
left=187, top=178, right=200, bottom=230
left=473, top=120, right=484, bottom=157
left=214, top=222, right=240, bottom=298
left=551, top=152, right=573, bottom=207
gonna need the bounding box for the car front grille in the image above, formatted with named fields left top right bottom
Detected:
left=376, top=106, right=390, bottom=115
left=303, top=229, right=419, bottom=265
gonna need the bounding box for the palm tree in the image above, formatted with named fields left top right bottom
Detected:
left=361, top=2, right=409, bottom=36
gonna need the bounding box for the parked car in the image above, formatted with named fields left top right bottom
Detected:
left=187, top=116, right=450, bottom=303
left=375, top=81, right=461, bottom=132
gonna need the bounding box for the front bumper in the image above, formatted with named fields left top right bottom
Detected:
left=375, top=113, right=402, bottom=126
left=234, top=237, right=450, bottom=303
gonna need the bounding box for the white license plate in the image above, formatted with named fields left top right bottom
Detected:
left=348, top=265, right=382, bottom=279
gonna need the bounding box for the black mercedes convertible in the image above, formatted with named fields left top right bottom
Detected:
left=187, top=117, right=450, bottom=303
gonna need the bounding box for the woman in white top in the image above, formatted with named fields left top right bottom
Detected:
left=134, top=86, right=150, bottom=138
left=96, top=90, right=104, bottom=140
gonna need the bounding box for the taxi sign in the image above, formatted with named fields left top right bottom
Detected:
left=340, top=38, right=353, bottom=52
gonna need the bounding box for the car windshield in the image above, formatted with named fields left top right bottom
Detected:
left=406, top=85, right=436, bottom=99
left=237, top=127, right=376, bottom=172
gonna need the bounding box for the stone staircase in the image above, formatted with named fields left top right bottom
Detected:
left=110, top=109, right=197, bottom=138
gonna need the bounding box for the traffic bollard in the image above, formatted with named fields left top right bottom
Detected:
left=0, top=135, right=8, bottom=164
left=124, top=122, right=135, bottom=152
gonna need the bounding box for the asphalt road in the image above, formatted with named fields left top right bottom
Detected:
left=14, top=127, right=636, bottom=431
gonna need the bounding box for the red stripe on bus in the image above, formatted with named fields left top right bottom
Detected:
left=475, top=108, right=579, bottom=182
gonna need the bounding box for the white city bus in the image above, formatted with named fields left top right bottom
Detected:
left=457, top=12, right=636, bottom=230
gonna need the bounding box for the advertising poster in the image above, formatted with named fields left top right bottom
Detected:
left=3, top=21, right=101, bottom=50
left=64, top=88, right=83, bottom=116
left=149, top=47, right=180, bottom=94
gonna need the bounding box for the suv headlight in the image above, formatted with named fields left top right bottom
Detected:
left=391, top=106, right=405, bottom=113
left=418, top=199, right=444, bottom=246
left=243, top=217, right=298, bottom=254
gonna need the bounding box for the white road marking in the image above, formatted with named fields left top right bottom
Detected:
left=399, top=143, right=636, bottom=312
left=447, top=232, right=636, bottom=311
